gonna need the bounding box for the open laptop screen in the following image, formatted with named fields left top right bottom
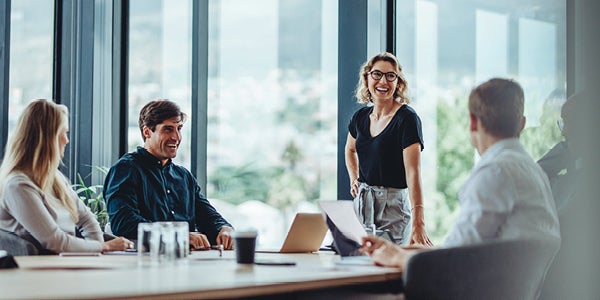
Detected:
left=326, top=216, right=364, bottom=257
left=320, top=200, right=396, bottom=258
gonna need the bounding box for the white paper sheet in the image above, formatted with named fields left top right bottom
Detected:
left=318, top=200, right=367, bottom=244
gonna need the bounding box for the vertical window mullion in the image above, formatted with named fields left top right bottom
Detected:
left=0, top=0, right=10, bottom=158
left=191, top=0, right=209, bottom=191
left=54, top=0, right=95, bottom=185
left=337, top=0, right=368, bottom=200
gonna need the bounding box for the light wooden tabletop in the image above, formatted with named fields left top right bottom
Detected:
left=0, top=250, right=402, bottom=299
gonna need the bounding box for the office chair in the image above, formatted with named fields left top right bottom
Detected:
left=0, top=229, right=39, bottom=256
left=0, top=227, right=115, bottom=257
left=402, top=238, right=559, bottom=300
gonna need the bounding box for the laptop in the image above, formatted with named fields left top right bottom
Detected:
left=256, top=213, right=328, bottom=253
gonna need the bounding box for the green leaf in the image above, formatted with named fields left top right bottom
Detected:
left=72, top=167, right=110, bottom=229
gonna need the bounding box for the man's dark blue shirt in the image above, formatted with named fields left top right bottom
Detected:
left=104, top=147, right=232, bottom=243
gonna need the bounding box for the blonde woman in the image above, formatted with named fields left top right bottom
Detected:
left=0, top=99, right=132, bottom=253
left=345, top=52, right=432, bottom=246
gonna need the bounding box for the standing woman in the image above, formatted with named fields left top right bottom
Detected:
left=0, top=99, right=133, bottom=253
left=345, top=53, right=432, bottom=246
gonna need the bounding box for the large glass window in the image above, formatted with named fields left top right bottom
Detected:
left=207, top=0, right=338, bottom=247
left=396, top=0, right=566, bottom=243
left=8, top=0, right=54, bottom=131
left=128, top=0, right=192, bottom=167
left=2, top=0, right=572, bottom=250
left=367, top=0, right=384, bottom=57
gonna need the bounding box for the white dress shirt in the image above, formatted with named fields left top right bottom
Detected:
left=444, top=138, right=560, bottom=247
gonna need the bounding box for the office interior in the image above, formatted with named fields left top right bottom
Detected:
left=0, top=0, right=599, bottom=298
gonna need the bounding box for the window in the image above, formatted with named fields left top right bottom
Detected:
left=206, top=0, right=338, bottom=247
left=396, top=0, right=566, bottom=243
left=128, top=0, right=192, bottom=167
left=8, top=0, right=54, bottom=132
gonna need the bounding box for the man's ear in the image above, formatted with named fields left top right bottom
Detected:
left=142, top=126, right=153, bottom=140
left=519, top=116, right=526, bottom=133
left=469, top=113, right=478, bottom=132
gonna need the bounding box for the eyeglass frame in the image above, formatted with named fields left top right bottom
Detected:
left=367, top=70, right=399, bottom=82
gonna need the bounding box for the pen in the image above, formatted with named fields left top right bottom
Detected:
left=215, top=244, right=223, bottom=257
left=194, top=245, right=224, bottom=257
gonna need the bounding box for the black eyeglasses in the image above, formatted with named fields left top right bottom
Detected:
left=368, top=70, right=398, bottom=82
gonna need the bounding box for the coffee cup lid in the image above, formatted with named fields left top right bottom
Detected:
left=232, top=230, right=258, bottom=238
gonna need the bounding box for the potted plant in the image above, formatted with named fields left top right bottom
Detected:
left=72, top=166, right=109, bottom=230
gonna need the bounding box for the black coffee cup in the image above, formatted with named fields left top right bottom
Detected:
left=233, top=231, right=257, bottom=264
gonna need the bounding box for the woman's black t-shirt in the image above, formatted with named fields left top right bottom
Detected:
left=348, top=105, right=424, bottom=189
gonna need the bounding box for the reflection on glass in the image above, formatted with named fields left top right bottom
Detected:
left=396, top=0, right=566, bottom=244
left=476, top=9, right=508, bottom=81
left=367, top=0, right=383, bottom=57
left=207, top=0, right=338, bottom=247
left=8, top=0, right=54, bottom=132
left=128, top=0, right=192, bottom=167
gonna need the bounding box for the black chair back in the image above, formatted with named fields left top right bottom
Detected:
left=403, top=238, right=559, bottom=300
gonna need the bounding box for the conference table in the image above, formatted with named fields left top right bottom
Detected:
left=0, top=250, right=403, bottom=299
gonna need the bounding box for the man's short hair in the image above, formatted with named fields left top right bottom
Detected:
left=138, top=99, right=187, bottom=141
left=469, top=78, right=524, bottom=138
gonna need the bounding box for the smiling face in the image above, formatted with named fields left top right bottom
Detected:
left=367, top=61, right=398, bottom=102
left=143, top=116, right=183, bottom=165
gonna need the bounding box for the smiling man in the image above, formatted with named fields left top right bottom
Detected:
left=104, top=100, right=234, bottom=250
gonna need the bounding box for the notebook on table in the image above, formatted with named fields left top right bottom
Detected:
left=255, top=213, right=328, bottom=253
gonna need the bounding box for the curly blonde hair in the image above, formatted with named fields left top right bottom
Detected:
left=354, top=52, right=409, bottom=104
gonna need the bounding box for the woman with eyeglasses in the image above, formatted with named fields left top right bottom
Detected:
left=345, top=52, right=432, bottom=246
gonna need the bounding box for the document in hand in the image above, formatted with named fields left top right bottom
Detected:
left=318, top=200, right=372, bottom=262
left=318, top=200, right=367, bottom=244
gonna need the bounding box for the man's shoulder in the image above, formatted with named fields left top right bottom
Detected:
left=483, top=140, right=534, bottom=168
left=106, top=152, right=147, bottom=179
left=112, top=152, right=140, bottom=168
left=478, top=150, right=542, bottom=184
left=483, top=145, right=552, bottom=194
left=495, top=148, right=539, bottom=173
left=496, top=149, right=533, bottom=164
left=465, top=147, right=535, bottom=190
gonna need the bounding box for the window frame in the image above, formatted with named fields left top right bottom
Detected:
left=0, top=0, right=10, bottom=158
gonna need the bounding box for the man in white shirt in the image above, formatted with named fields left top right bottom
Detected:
left=360, top=78, right=560, bottom=269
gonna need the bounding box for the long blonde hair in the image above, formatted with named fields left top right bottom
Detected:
left=0, top=99, right=78, bottom=222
